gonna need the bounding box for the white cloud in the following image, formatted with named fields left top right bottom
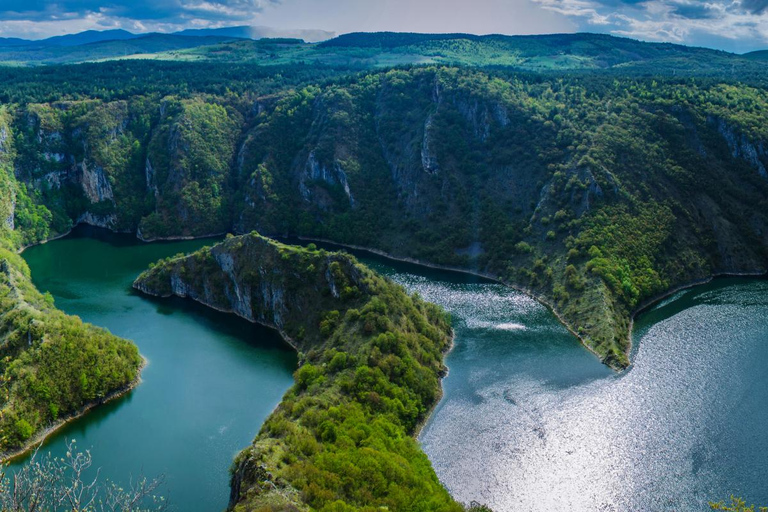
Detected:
left=533, top=0, right=768, bottom=48
left=0, top=0, right=282, bottom=39
left=533, top=0, right=612, bottom=25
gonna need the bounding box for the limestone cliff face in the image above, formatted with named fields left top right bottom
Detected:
left=133, top=233, right=370, bottom=351
left=75, top=160, right=114, bottom=203
left=298, top=149, right=355, bottom=208
left=710, top=116, right=768, bottom=179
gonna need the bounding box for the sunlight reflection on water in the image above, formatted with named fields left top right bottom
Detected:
left=376, top=266, right=768, bottom=512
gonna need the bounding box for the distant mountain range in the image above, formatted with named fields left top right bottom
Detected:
left=0, top=25, right=335, bottom=49
left=0, top=26, right=335, bottom=65
left=0, top=28, right=765, bottom=72
left=174, top=26, right=335, bottom=42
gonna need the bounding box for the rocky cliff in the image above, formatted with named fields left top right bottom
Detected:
left=7, top=67, right=768, bottom=368
left=133, top=233, right=372, bottom=351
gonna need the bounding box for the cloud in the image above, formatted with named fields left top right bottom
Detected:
left=532, top=0, right=768, bottom=50
left=0, top=0, right=281, bottom=38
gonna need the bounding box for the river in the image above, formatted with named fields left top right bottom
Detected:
left=16, top=227, right=297, bottom=512
left=368, top=259, right=768, bottom=511
left=18, top=229, right=768, bottom=511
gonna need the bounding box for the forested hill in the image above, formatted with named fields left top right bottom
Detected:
left=133, top=233, right=461, bottom=511
left=1, top=29, right=766, bottom=79
left=0, top=106, right=142, bottom=454
left=126, top=32, right=767, bottom=78
left=2, top=61, right=767, bottom=368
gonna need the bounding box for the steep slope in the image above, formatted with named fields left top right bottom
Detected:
left=133, top=233, right=462, bottom=511
left=0, top=107, right=142, bottom=455
left=222, top=68, right=768, bottom=367
left=11, top=66, right=768, bottom=368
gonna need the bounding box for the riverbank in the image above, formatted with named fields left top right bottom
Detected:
left=0, top=357, right=147, bottom=463
left=293, top=236, right=612, bottom=369
left=294, top=236, right=768, bottom=371
left=414, top=329, right=455, bottom=439
left=625, top=269, right=768, bottom=366
left=25, top=222, right=768, bottom=373
left=133, top=232, right=461, bottom=510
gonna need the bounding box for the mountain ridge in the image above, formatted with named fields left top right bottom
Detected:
left=1, top=29, right=766, bottom=71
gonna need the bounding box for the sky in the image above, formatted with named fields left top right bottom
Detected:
left=0, top=0, right=766, bottom=53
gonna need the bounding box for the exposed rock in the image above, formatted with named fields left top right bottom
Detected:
left=420, top=113, right=440, bottom=175
left=711, top=116, right=768, bottom=178
left=0, top=126, right=8, bottom=156
left=145, top=158, right=159, bottom=197
left=75, top=160, right=114, bottom=203
left=76, top=212, right=117, bottom=229
left=133, top=232, right=369, bottom=352
left=3, top=191, right=15, bottom=231
left=299, top=150, right=355, bottom=207
left=43, top=152, right=66, bottom=163
left=41, top=171, right=64, bottom=190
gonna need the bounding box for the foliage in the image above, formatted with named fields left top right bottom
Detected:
left=135, top=233, right=463, bottom=511
left=0, top=258, right=142, bottom=451
left=710, top=496, right=768, bottom=512
left=2, top=62, right=767, bottom=369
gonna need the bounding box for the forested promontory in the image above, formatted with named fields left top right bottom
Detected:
left=134, top=232, right=463, bottom=511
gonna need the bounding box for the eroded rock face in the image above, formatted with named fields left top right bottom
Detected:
left=299, top=150, right=355, bottom=208
left=76, top=212, right=116, bottom=230
left=420, top=113, right=440, bottom=176
left=145, top=158, right=159, bottom=198
left=711, top=116, right=768, bottom=178
left=133, top=232, right=368, bottom=352
left=76, top=160, right=114, bottom=203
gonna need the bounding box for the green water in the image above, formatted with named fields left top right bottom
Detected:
left=16, top=226, right=297, bottom=512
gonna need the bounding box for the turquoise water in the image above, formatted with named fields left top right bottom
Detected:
left=17, top=227, right=297, bottom=512
left=16, top=229, right=768, bottom=511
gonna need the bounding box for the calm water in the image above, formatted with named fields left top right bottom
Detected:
left=16, top=227, right=297, bottom=512
left=15, top=230, right=768, bottom=511
left=365, top=259, right=767, bottom=512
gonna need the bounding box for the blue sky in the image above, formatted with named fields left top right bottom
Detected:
left=0, top=0, right=766, bottom=53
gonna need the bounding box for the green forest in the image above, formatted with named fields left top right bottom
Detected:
left=2, top=58, right=766, bottom=367
left=135, top=233, right=467, bottom=511
left=0, top=28, right=764, bottom=510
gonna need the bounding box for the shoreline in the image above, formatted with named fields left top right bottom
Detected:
left=132, top=255, right=456, bottom=440
left=293, top=236, right=768, bottom=371
left=0, top=357, right=147, bottom=464
left=292, top=236, right=611, bottom=368
left=22, top=224, right=768, bottom=373
left=132, top=281, right=301, bottom=355
left=625, top=269, right=768, bottom=364
left=137, top=231, right=227, bottom=243
left=413, top=329, right=455, bottom=439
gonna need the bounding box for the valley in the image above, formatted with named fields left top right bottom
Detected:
left=0, top=27, right=764, bottom=511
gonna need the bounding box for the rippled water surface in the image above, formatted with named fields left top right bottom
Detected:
left=15, top=229, right=768, bottom=511
left=360, top=255, right=768, bottom=512
left=17, top=227, right=297, bottom=512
